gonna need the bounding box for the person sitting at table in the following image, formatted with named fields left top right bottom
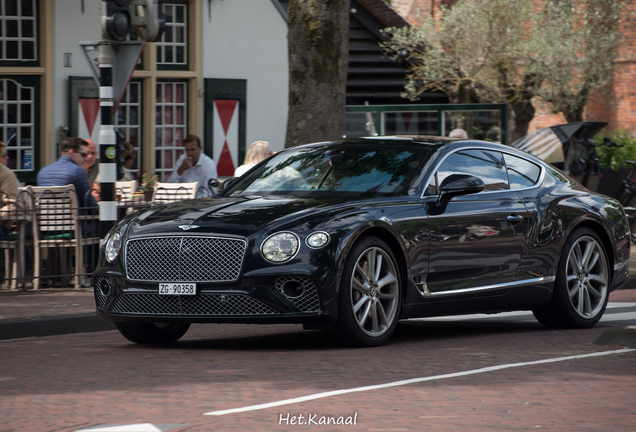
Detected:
left=0, top=141, right=22, bottom=231
left=83, top=139, right=99, bottom=189
left=91, top=141, right=138, bottom=200
left=449, top=128, right=468, bottom=139
left=37, top=137, right=97, bottom=211
left=121, top=142, right=137, bottom=181
left=234, top=141, right=272, bottom=177
left=167, top=134, right=218, bottom=197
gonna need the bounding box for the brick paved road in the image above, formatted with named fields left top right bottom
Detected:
left=1, top=298, right=635, bottom=432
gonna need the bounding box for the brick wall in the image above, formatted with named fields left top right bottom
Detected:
left=532, top=1, right=636, bottom=134
left=392, top=0, right=636, bottom=136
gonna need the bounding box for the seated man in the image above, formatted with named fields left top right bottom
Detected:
left=167, top=135, right=218, bottom=197
left=37, top=137, right=97, bottom=210
left=37, top=137, right=99, bottom=276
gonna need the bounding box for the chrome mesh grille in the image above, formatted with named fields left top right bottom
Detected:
left=93, top=276, right=109, bottom=311
left=110, top=293, right=279, bottom=315
left=125, top=236, right=246, bottom=282
left=275, top=276, right=321, bottom=312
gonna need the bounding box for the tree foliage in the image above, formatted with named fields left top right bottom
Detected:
left=534, top=0, right=621, bottom=123
left=285, top=0, right=350, bottom=148
left=381, top=0, right=621, bottom=140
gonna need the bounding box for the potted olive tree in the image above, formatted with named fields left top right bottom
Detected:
left=594, top=130, right=636, bottom=199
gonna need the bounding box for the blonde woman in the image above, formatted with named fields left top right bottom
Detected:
left=0, top=141, right=26, bottom=229
left=234, top=141, right=272, bottom=177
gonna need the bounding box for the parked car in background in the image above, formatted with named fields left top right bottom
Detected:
left=94, top=136, right=631, bottom=347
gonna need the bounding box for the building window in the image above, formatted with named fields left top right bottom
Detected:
left=0, top=78, right=36, bottom=173
left=116, top=80, right=142, bottom=173
left=155, top=80, right=187, bottom=181
left=0, top=0, right=38, bottom=64
left=157, top=2, right=187, bottom=68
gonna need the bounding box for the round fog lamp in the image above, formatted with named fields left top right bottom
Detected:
left=306, top=232, right=329, bottom=248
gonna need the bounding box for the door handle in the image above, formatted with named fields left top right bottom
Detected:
left=506, top=214, right=524, bottom=225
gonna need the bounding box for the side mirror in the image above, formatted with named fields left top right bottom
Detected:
left=219, top=177, right=239, bottom=194
left=208, top=178, right=220, bottom=190
left=438, top=174, right=485, bottom=207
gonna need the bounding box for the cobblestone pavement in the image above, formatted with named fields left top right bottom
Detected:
left=1, top=289, right=635, bottom=432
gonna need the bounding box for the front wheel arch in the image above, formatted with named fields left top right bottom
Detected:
left=342, top=226, right=409, bottom=317
left=332, top=235, right=403, bottom=346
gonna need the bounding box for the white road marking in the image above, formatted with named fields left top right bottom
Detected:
left=204, top=349, right=635, bottom=416
left=601, top=312, right=636, bottom=322
left=608, top=302, right=636, bottom=308
left=75, top=424, right=161, bottom=432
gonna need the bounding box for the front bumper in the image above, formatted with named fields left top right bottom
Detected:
left=93, top=270, right=338, bottom=325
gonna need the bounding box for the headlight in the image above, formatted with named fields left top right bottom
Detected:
left=105, top=231, right=123, bottom=262
left=306, top=231, right=330, bottom=248
left=261, top=232, right=300, bottom=263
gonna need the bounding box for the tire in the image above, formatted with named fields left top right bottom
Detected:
left=533, top=227, right=609, bottom=328
left=333, top=236, right=401, bottom=347
left=115, top=322, right=191, bottom=344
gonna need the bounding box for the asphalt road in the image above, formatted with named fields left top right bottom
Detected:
left=1, top=296, right=635, bottom=432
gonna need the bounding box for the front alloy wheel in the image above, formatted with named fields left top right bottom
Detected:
left=334, top=236, right=401, bottom=346
left=533, top=227, right=609, bottom=328
left=565, top=235, right=609, bottom=319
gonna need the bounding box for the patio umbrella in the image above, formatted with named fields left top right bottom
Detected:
left=511, top=121, right=607, bottom=176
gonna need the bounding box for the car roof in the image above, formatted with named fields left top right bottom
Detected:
left=297, top=135, right=513, bottom=152
left=289, top=136, right=546, bottom=169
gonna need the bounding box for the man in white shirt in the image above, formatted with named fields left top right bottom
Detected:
left=168, top=135, right=218, bottom=197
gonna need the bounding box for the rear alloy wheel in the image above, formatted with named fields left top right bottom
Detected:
left=334, top=236, right=401, bottom=347
left=115, top=322, right=191, bottom=344
left=533, top=227, right=609, bottom=328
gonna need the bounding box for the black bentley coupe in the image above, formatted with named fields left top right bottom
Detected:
left=94, top=136, right=630, bottom=346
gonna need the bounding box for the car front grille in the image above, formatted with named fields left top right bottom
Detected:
left=110, top=293, right=280, bottom=316
left=125, top=236, right=246, bottom=282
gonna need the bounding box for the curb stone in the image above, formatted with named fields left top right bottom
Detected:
left=0, top=313, right=115, bottom=340
left=593, top=326, right=636, bottom=349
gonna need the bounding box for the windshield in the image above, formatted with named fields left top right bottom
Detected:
left=225, top=143, right=430, bottom=197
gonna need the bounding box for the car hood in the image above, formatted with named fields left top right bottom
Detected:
left=126, top=195, right=361, bottom=238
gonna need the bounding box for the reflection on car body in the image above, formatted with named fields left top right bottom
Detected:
left=94, top=136, right=630, bottom=347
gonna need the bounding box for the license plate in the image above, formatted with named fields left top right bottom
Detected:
left=158, top=283, right=197, bottom=295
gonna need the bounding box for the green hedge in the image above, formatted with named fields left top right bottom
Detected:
left=594, top=129, right=636, bottom=171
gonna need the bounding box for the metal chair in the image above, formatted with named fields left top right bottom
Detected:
left=31, top=185, right=100, bottom=289
left=1, top=187, right=33, bottom=290
left=152, top=181, right=199, bottom=203
left=115, top=179, right=138, bottom=202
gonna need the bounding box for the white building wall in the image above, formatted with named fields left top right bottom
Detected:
left=52, top=0, right=101, bottom=154
left=47, top=0, right=289, bottom=159
left=201, top=0, right=289, bottom=153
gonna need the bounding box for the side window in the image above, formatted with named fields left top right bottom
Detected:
left=427, top=149, right=509, bottom=194
left=504, top=154, right=541, bottom=189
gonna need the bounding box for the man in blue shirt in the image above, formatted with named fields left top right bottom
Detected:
left=37, top=137, right=99, bottom=279
left=37, top=137, right=97, bottom=209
